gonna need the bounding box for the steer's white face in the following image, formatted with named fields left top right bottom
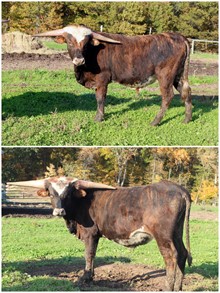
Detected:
left=49, top=177, right=77, bottom=196
left=64, top=26, right=92, bottom=44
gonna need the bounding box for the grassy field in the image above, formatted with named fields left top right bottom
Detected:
left=190, top=52, right=218, bottom=62
left=2, top=212, right=218, bottom=291
left=2, top=69, right=218, bottom=146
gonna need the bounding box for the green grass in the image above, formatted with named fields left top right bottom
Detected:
left=2, top=216, right=218, bottom=291
left=2, top=69, right=218, bottom=146
left=191, top=203, right=218, bottom=213
left=191, top=52, right=218, bottom=61
left=43, top=41, right=67, bottom=51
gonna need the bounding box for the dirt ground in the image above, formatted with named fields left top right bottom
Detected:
left=25, top=261, right=211, bottom=291
left=2, top=52, right=218, bottom=76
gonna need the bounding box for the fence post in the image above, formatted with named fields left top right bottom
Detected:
left=191, top=39, right=195, bottom=54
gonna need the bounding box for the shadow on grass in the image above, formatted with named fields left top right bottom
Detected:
left=2, top=255, right=131, bottom=274
left=187, top=261, right=218, bottom=279
left=2, top=255, right=130, bottom=291
left=2, top=92, right=132, bottom=119
left=2, top=90, right=218, bottom=124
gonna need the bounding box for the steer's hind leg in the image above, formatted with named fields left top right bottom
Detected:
left=150, top=83, right=174, bottom=126
left=173, top=237, right=188, bottom=291
left=173, top=219, right=188, bottom=291
left=156, top=237, right=178, bottom=291
left=174, top=79, right=192, bottom=124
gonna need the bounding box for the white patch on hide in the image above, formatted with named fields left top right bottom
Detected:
left=64, top=26, right=92, bottom=44
left=133, top=75, right=157, bottom=88
left=115, top=227, right=153, bottom=247
left=49, top=177, right=78, bottom=196
left=51, top=178, right=68, bottom=196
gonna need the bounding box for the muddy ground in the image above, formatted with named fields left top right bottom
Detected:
left=25, top=261, right=211, bottom=291
left=2, top=52, right=218, bottom=76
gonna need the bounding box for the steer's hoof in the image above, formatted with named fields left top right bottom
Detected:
left=150, top=120, right=159, bottom=127
left=94, top=115, right=104, bottom=122
left=182, top=117, right=192, bottom=124
left=79, top=271, right=93, bottom=284
left=95, top=116, right=104, bottom=122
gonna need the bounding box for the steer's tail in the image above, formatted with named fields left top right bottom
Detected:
left=184, top=190, right=192, bottom=267
left=174, top=37, right=191, bottom=104
left=181, top=38, right=191, bottom=102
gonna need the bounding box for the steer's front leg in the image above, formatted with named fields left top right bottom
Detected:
left=81, top=235, right=99, bottom=282
left=95, top=86, right=107, bottom=122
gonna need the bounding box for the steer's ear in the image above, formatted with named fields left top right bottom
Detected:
left=37, top=189, right=49, bottom=197
left=91, top=38, right=100, bottom=46
left=55, top=36, right=66, bottom=44
left=75, top=189, right=87, bottom=198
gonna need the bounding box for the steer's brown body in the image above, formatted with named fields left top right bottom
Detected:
left=34, top=26, right=192, bottom=126
left=8, top=178, right=192, bottom=291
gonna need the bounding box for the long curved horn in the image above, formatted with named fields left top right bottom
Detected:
left=34, top=28, right=65, bottom=37
left=7, top=179, right=46, bottom=189
left=75, top=180, right=116, bottom=190
left=92, top=32, right=121, bottom=44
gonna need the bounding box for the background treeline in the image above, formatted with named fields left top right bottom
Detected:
left=2, top=2, right=218, bottom=40
left=2, top=147, right=218, bottom=204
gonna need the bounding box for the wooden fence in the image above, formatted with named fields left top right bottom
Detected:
left=191, top=39, right=218, bottom=54
left=3, top=184, right=50, bottom=205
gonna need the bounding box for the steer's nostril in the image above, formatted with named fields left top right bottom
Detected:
left=53, top=208, right=66, bottom=216
left=60, top=209, right=66, bottom=216
left=73, top=57, right=85, bottom=66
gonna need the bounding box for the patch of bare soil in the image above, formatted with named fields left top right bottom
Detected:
left=25, top=262, right=216, bottom=291
left=190, top=210, right=218, bottom=221
left=2, top=52, right=218, bottom=76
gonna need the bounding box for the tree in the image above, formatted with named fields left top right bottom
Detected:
left=63, top=2, right=110, bottom=31
left=6, top=2, right=64, bottom=34
left=173, top=2, right=218, bottom=39
left=192, top=180, right=218, bottom=204
left=107, top=2, right=146, bottom=35
left=145, top=3, right=178, bottom=33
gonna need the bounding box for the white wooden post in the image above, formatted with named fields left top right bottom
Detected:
left=191, top=39, right=195, bottom=54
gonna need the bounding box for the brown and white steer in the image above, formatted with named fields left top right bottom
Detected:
left=34, top=25, right=192, bottom=126
left=8, top=177, right=192, bottom=291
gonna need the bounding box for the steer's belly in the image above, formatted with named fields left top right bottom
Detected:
left=113, top=227, right=153, bottom=248
left=131, top=75, right=157, bottom=88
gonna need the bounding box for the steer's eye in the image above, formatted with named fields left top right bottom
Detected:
left=68, top=42, right=75, bottom=47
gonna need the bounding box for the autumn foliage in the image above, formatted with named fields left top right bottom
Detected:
left=2, top=147, right=218, bottom=204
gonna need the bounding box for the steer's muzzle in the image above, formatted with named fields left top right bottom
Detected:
left=72, top=57, right=85, bottom=66
left=53, top=208, right=66, bottom=217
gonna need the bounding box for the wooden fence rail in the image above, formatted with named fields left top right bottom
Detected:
left=3, top=184, right=50, bottom=204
